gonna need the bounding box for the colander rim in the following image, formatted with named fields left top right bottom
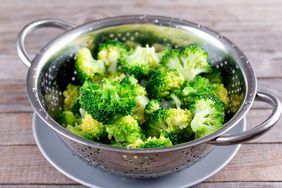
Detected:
left=26, top=14, right=257, bottom=153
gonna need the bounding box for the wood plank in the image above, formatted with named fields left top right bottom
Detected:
left=0, top=146, right=74, bottom=184
left=195, top=182, right=282, bottom=188
left=0, top=144, right=281, bottom=184
left=0, top=107, right=280, bottom=147
left=2, top=49, right=282, bottom=81
left=0, top=80, right=31, bottom=113
left=0, top=113, right=34, bottom=145
left=0, top=186, right=82, bottom=188
left=0, top=109, right=280, bottom=146
left=0, top=78, right=281, bottom=113
left=1, top=1, right=282, bottom=79
left=209, top=144, right=282, bottom=182
left=1, top=182, right=282, bottom=188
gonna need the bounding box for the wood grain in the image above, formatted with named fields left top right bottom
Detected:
left=1, top=0, right=282, bottom=187
left=0, top=78, right=280, bottom=113
left=0, top=144, right=281, bottom=184
left=0, top=109, right=280, bottom=146
left=1, top=1, right=282, bottom=79
left=1, top=183, right=282, bottom=188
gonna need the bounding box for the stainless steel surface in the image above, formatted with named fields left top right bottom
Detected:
left=17, top=15, right=282, bottom=178
left=210, top=91, right=282, bottom=145
left=16, top=19, right=74, bottom=67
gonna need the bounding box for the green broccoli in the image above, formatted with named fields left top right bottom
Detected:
left=170, top=93, right=183, bottom=109
left=161, top=45, right=211, bottom=81
left=202, top=67, right=223, bottom=83
left=79, top=113, right=106, bottom=141
left=128, top=136, right=173, bottom=149
left=118, top=45, right=160, bottom=78
left=75, top=48, right=106, bottom=82
left=131, top=95, right=150, bottom=124
left=180, top=76, right=213, bottom=107
left=146, top=108, right=193, bottom=144
left=97, top=40, right=128, bottom=73
left=60, top=40, right=230, bottom=148
left=57, top=111, right=78, bottom=127
left=79, top=76, right=137, bottom=124
left=146, top=67, right=184, bottom=99
left=63, top=84, right=80, bottom=113
left=106, top=115, right=143, bottom=144
left=107, top=72, right=126, bottom=82
left=66, top=125, right=93, bottom=140
left=144, top=99, right=160, bottom=115
left=212, top=83, right=229, bottom=108
left=190, top=95, right=225, bottom=138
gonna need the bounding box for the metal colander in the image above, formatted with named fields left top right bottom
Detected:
left=17, top=15, right=281, bottom=178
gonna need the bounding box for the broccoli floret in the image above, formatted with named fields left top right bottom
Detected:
left=79, top=113, right=106, bottom=141
left=161, top=45, right=211, bottom=81
left=75, top=48, right=106, bottom=82
left=190, top=95, right=225, bottom=138
left=202, top=67, right=223, bottom=83
left=97, top=40, right=128, bottom=73
left=66, top=125, right=93, bottom=140
left=128, top=136, right=173, bottom=149
left=146, top=108, right=193, bottom=144
left=144, top=99, right=160, bottom=115
left=170, top=93, right=182, bottom=109
left=63, top=84, right=80, bottom=113
left=106, top=115, right=143, bottom=144
left=118, top=45, right=160, bottom=78
left=180, top=76, right=213, bottom=107
left=212, top=83, right=229, bottom=108
left=57, top=111, right=78, bottom=127
left=118, top=75, right=149, bottom=123
left=182, top=76, right=212, bottom=96
left=131, top=95, right=149, bottom=124
left=107, top=72, right=126, bottom=82
left=146, top=67, right=184, bottom=99
left=160, top=127, right=194, bottom=145
left=79, top=76, right=137, bottom=124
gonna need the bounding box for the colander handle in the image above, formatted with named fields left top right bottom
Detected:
left=17, top=19, right=75, bottom=67
left=209, top=91, right=281, bottom=145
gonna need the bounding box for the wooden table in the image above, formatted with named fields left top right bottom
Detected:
left=1, top=0, right=282, bottom=187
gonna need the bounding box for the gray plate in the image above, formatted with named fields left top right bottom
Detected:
left=33, top=114, right=246, bottom=188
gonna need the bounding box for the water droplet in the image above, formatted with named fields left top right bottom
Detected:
left=153, top=19, right=159, bottom=23
left=250, top=93, right=254, bottom=97
left=197, top=24, right=202, bottom=28
left=246, top=60, right=249, bottom=64
left=240, top=55, right=245, bottom=59
left=216, top=34, right=223, bottom=39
